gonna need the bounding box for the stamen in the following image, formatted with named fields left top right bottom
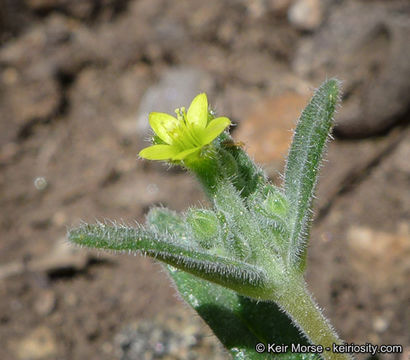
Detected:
left=174, top=108, right=183, bottom=122
left=180, top=107, right=187, bottom=124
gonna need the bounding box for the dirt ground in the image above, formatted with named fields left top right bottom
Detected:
left=0, top=0, right=409, bottom=359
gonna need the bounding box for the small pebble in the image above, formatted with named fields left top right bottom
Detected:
left=34, top=290, right=56, bottom=316
left=288, top=0, right=323, bottom=31
left=34, top=177, right=48, bottom=191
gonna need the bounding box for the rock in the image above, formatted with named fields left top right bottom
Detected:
left=233, top=92, right=310, bottom=177
left=265, top=71, right=312, bottom=98
left=67, top=65, right=150, bottom=145
left=0, top=67, right=60, bottom=144
left=34, top=290, right=56, bottom=316
left=51, top=210, right=68, bottom=226
left=83, top=312, right=99, bottom=340
left=401, top=348, right=410, bottom=360
left=30, top=238, right=90, bottom=274
left=372, top=316, right=389, bottom=333
left=24, top=0, right=123, bottom=20
left=316, top=128, right=403, bottom=212
left=0, top=15, right=73, bottom=145
left=0, top=0, right=33, bottom=39
left=114, top=308, right=225, bottom=360
left=268, top=0, right=294, bottom=16
left=0, top=14, right=104, bottom=85
left=288, top=0, right=324, bottom=31
left=228, top=52, right=286, bottom=86
left=91, top=9, right=188, bottom=68
left=136, top=67, right=214, bottom=140
left=0, top=238, right=91, bottom=279
left=390, top=129, right=410, bottom=174
left=64, top=292, right=78, bottom=307
left=0, top=261, right=25, bottom=280
left=12, top=326, right=58, bottom=360
left=24, top=0, right=62, bottom=10
left=246, top=0, right=268, bottom=19
left=216, top=84, right=261, bottom=123
left=0, top=14, right=72, bottom=68
left=102, top=172, right=203, bottom=213
left=293, top=2, right=410, bottom=137
left=0, top=141, right=19, bottom=165
left=149, top=18, right=188, bottom=55
left=346, top=224, right=410, bottom=291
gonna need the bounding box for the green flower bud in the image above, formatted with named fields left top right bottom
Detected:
left=264, top=188, right=288, bottom=217
left=186, top=209, right=220, bottom=249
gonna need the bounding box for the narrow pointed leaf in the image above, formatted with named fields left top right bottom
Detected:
left=147, top=207, right=186, bottom=235
left=69, top=223, right=267, bottom=292
left=169, top=268, right=320, bottom=360
left=284, top=79, right=340, bottom=268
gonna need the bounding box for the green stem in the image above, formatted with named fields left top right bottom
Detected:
left=186, top=151, right=221, bottom=197
left=274, top=279, right=353, bottom=360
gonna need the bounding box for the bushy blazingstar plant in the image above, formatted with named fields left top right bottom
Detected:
left=70, top=79, right=352, bottom=360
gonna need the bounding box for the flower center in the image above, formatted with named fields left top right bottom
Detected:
left=169, top=107, right=202, bottom=150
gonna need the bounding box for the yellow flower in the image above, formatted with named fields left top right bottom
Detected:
left=139, top=93, right=231, bottom=162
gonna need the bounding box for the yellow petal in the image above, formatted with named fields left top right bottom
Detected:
left=139, top=144, right=180, bottom=160
left=172, top=147, right=201, bottom=161
left=187, top=93, right=208, bottom=129
left=201, top=117, right=231, bottom=145
left=149, top=112, right=179, bottom=144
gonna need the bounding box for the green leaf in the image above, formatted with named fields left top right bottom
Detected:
left=168, top=268, right=320, bottom=360
left=147, top=207, right=186, bottom=235
left=68, top=223, right=267, bottom=294
left=284, top=79, right=340, bottom=269
left=148, top=206, right=319, bottom=360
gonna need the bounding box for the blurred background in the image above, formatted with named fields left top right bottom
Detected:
left=0, top=0, right=409, bottom=359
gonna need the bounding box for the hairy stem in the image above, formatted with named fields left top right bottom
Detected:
left=274, top=279, right=352, bottom=360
